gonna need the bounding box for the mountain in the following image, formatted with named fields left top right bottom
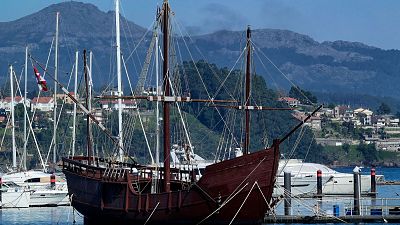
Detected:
left=1, top=1, right=400, bottom=102
left=0, top=1, right=147, bottom=86
left=189, top=29, right=400, bottom=100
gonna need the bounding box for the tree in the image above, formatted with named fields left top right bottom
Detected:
left=342, top=143, right=350, bottom=154
left=396, top=111, right=400, bottom=119
left=357, top=143, right=378, bottom=164
left=376, top=102, right=391, bottom=115
left=327, top=103, right=336, bottom=109
left=288, top=86, right=317, bottom=105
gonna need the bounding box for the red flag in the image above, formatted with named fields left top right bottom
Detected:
left=33, top=67, right=48, bottom=91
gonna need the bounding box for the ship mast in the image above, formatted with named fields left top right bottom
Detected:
left=83, top=50, right=93, bottom=165
left=162, top=0, right=171, bottom=192
left=244, top=26, right=251, bottom=155
left=115, top=0, right=124, bottom=162
left=72, top=51, right=78, bottom=157
left=155, top=17, right=160, bottom=168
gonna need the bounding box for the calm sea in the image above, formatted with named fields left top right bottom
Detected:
left=1, top=167, right=399, bottom=225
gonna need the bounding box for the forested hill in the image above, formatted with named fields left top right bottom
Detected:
left=1, top=1, right=400, bottom=101
left=0, top=61, right=324, bottom=168
left=177, top=61, right=323, bottom=162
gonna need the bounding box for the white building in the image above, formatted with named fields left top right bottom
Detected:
left=0, top=96, right=30, bottom=111
left=354, top=108, right=373, bottom=126
left=31, top=97, right=54, bottom=112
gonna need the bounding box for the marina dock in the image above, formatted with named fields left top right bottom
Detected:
left=265, top=215, right=400, bottom=223
left=268, top=196, right=400, bottom=223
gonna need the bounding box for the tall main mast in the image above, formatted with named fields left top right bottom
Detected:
left=72, top=51, right=78, bottom=156
left=244, top=26, right=251, bottom=155
left=155, top=11, right=160, bottom=167
left=83, top=50, right=93, bottom=165
left=162, top=0, right=171, bottom=192
left=115, top=0, right=124, bottom=162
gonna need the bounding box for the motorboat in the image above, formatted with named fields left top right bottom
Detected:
left=273, top=172, right=331, bottom=197
left=0, top=181, right=30, bottom=208
left=278, top=159, right=384, bottom=195
left=1, top=170, right=68, bottom=206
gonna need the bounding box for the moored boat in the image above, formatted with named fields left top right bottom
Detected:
left=278, top=159, right=384, bottom=195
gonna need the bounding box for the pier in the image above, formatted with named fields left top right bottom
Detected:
left=266, top=197, right=400, bottom=223
left=267, top=167, right=400, bottom=223
left=265, top=215, right=400, bottom=223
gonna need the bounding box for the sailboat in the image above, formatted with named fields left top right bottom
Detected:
left=0, top=64, right=31, bottom=208
left=1, top=13, right=69, bottom=207
left=62, top=1, right=320, bottom=224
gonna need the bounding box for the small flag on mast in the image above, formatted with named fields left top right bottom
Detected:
left=33, top=67, right=48, bottom=91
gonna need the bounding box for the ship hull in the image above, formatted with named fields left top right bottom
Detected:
left=63, top=143, right=279, bottom=225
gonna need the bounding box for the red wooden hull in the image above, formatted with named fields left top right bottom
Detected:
left=62, top=143, right=279, bottom=225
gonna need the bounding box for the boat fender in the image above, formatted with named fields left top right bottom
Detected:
left=50, top=174, right=56, bottom=189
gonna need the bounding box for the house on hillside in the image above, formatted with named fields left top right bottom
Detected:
left=31, top=97, right=54, bottom=112
left=292, top=111, right=321, bottom=130
left=0, top=96, right=30, bottom=111
left=319, top=107, right=334, bottom=118
left=278, top=97, right=300, bottom=107
left=354, top=108, right=373, bottom=126
left=0, top=108, right=6, bottom=125
left=56, top=92, right=78, bottom=104
left=333, top=105, right=354, bottom=120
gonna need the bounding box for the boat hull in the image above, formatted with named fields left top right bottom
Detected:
left=0, top=189, right=31, bottom=208
left=273, top=175, right=331, bottom=197
left=63, top=144, right=280, bottom=225
left=323, top=174, right=372, bottom=195
left=30, top=190, right=69, bottom=207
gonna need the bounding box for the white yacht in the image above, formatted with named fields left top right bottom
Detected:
left=273, top=172, right=332, bottom=197
left=278, top=159, right=384, bottom=195
left=0, top=181, right=30, bottom=208
left=1, top=170, right=69, bottom=206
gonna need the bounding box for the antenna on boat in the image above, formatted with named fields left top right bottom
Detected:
left=244, top=25, right=251, bottom=155
left=162, top=0, right=171, bottom=193
left=115, top=0, right=124, bottom=162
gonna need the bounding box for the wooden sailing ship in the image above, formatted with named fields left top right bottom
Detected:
left=62, top=1, right=319, bottom=224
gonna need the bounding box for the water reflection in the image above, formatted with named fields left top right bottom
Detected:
left=0, top=206, right=82, bottom=225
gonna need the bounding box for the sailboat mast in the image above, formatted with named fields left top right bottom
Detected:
left=115, top=0, right=124, bottom=162
left=53, top=12, right=59, bottom=164
left=155, top=20, right=160, bottom=166
left=244, top=26, right=251, bottom=155
left=23, top=46, right=28, bottom=170
left=89, top=51, right=94, bottom=159
left=83, top=50, right=92, bottom=165
left=162, top=0, right=171, bottom=192
left=72, top=51, right=78, bottom=156
left=10, top=65, right=17, bottom=169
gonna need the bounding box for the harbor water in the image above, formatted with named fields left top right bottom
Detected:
left=1, top=167, right=400, bottom=225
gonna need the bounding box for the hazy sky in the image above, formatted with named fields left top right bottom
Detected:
left=1, top=0, right=399, bottom=50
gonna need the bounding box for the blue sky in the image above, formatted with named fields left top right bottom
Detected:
left=1, top=0, right=399, bottom=50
